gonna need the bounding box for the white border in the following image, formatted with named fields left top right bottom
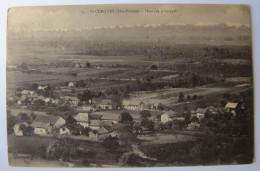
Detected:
left=1, top=1, right=259, bottom=171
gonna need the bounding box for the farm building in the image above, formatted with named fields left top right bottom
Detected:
left=31, top=115, right=66, bottom=135
left=196, top=108, right=207, bottom=119
left=61, top=96, right=80, bottom=106
left=187, top=122, right=200, bottom=130
left=59, top=127, right=71, bottom=135
left=97, top=99, right=113, bottom=110
left=31, top=122, right=52, bottom=135
left=79, top=105, right=96, bottom=112
left=13, top=123, right=29, bottom=136
left=225, top=102, right=239, bottom=115
left=89, top=120, right=102, bottom=130
left=38, top=85, right=48, bottom=90
left=161, top=110, right=177, bottom=123
left=34, top=115, right=66, bottom=128
left=68, top=82, right=75, bottom=87
left=74, top=113, right=89, bottom=128
left=21, top=90, right=30, bottom=95
left=122, top=99, right=145, bottom=111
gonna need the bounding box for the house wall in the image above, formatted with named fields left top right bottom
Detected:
left=196, top=113, right=205, bottom=119
left=59, top=128, right=71, bottom=135
left=100, top=105, right=113, bottom=110
left=13, top=125, right=23, bottom=136
left=34, top=128, right=47, bottom=135
left=124, top=105, right=138, bottom=110
left=102, top=119, right=118, bottom=124
left=89, top=125, right=100, bottom=130
left=161, top=114, right=171, bottom=123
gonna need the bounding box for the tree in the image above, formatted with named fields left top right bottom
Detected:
left=76, top=80, right=86, bottom=88
left=31, top=83, right=38, bottom=91
left=33, top=99, right=46, bottom=106
left=157, top=103, right=164, bottom=111
left=85, top=62, right=91, bottom=68
left=151, top=65, right=157, bottom=70
left=141, top=118, right=154, bottom=131
left=7, top=114, right=17, bottom=134
left=118, top=112, right=133, bottom=124
left=140, top=110, right=151, bottom=119
left=20, top=62, right=28, bottom=70
left=192, top=95, right=198, bottom=100
left=20, top=125, right=34, bottom=136
left=179, top=92, right=184, bottom=102
left=102, top=136, right=119, bottom=151
left=77, top=90, right=94, bottom=102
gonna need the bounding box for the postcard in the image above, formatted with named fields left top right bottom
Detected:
left=6, top=4, right=253, bottom=167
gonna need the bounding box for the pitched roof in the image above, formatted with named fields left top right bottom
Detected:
left=89, top=114, right=102, bottom=120
left=225, top=102, right=238, bottom=109
left=74, top=113, right=89, bottom=122
left=97, top=127, right=108, bottom=135
left=99, top=99, right=113, bottom=105
left=33, top=115, right=62, bottom=125
left=101, top=114, right=119, bottom=121
left=122, top=99, right=144, bottom=106
left=196, top=108, right=207, bottom=114
left=31, top=121, right=50, bottom=129
left=89, top=120, right=101, bottom=126
left=163, top=110, right=177, bottom=118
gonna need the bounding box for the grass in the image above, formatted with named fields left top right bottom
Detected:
left=8, top=135, right=56, bottom=154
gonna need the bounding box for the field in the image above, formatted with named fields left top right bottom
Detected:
left=8, top=135, right=56, bottom=154
left=138, top=133, right=195, bottom=145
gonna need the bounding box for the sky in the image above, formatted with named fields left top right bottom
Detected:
left=7, top=4, right=251, bottom=33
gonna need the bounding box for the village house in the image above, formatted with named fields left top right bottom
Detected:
left=122, top=100, right=145, bottom=111
left=187, top=122, right=200, bottom=130
left=97, top=99, right=113, bottom=110
left=38, top=85, right=48, bottom=91
left=161, top=110, right=177, bottom=123
left=74, top=113, right=89, bottom=128
left=89, top=127, right=109, bottom=138
left=68, top=82, right=75, bottom=87
left=31, top=115, right=66, bottom=135
left=21, top=90, right=30, bottom=95
left=196, top=108, right=207, bottom=119
left=59, top=127, right=71, bottom=135
left=225, top=102, right=239, bottom=116
left=13, top=123, right=29, bottom=136
left=89, top=120, right=101, bottom=130
left=61, top=96, right=80, bottom=106
left=79, top=105, right=96, bottom=112
left=31, top=122, right=52, bottom=135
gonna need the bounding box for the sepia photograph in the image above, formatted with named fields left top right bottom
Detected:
left=6, top=4, right=254, bottom=167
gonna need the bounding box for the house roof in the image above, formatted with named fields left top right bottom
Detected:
left=74, top=113, right=89, bottom=122
left=31, top=121, right=50, bottom=129
left=99, top=99, right=113, bottom=105
left=196, top=108, right=207, bottom=114
left=101, top=114, right=119, bottom=121
left=163, top=110, right=177, bottom=118
left=101, top=121, right=114, bottom=127
left=97, top=127, right=108, bottom=135
left=93, top=110, right=141, bottom=120
left=206, top=106, right=219, bottom=114
left=33, top=115, right=62, bottom=125
left=89, top=114, right=102, bottom=120
left=122, top=99, right=144, bottom=106
left=89, top=120, right=101, bottom=126
left=225, top=102, right=238, bottom=109
left=21, top=90, right=30, bottom=95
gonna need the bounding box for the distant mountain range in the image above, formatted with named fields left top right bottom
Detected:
left=8, top=23, right=251, bottom=54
